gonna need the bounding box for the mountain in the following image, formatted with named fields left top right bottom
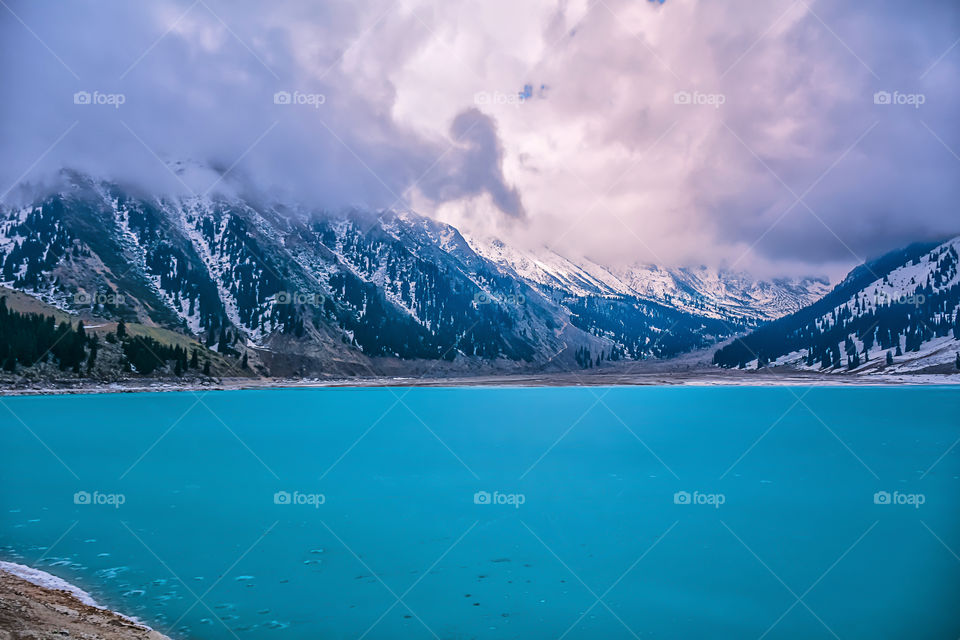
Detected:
left=467, top=236, right=830, bottom=321
left=0, top=171, right=829, bottom=379
left=713, top=237, right=960, bottom=374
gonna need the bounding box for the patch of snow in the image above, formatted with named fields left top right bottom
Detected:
left=465, top=233, right=829, bottom=320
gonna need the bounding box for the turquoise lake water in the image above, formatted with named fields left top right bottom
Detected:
left=2, top=386, right=959, bottom=639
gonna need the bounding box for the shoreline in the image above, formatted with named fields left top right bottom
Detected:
left=0, top=561, right=170, bottom=639
left=1, top=370, right=959, bottom=396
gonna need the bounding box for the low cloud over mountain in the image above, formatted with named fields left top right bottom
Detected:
left=1, top=0, right=958, bottom=279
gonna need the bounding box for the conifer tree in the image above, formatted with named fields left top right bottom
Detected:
left=66, top=321, right=87, bottom=371
left=86, top=343, right=97, bottom=373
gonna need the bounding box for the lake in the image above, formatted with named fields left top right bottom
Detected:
left=2, top=386, right=959, bottom=639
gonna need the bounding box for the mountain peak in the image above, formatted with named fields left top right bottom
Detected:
left=465, top=234, right=829, bottom=321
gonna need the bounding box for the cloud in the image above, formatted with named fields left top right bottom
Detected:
left=460, top=0, right=960, bottom=276
left=1, top=0, right=958, bottom=278
left=0, top=0, right=523, bottom=219
left=418, top=108, right=525, bottom=219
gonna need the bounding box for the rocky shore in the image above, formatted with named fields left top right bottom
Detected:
left=0, top=564, right=170, bottom=640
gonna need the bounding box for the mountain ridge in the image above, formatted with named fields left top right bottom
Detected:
left=466, top=234, right=831, bottom=321
left=1, top=172, right=832, bottom=378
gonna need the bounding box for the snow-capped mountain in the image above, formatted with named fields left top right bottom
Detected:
left=467, top=236, right=830, bottom=321
left=0, top=171, right=831, bottom=377
left=714, top=237, right=960, bottom=374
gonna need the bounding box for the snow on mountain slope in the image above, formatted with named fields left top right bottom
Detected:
left=851, top=236, right=960, bottom=312
left=715, top=236, right=960, bottom=374
left=633, top=265, right=832, bottom=321
left=466, top=235, right=830, bottom=321
left=465, top=236, right=635, bottom=298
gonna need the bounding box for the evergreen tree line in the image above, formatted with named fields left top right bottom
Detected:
left=122, top=333, right=191, bottom=375
left=0, top=297, right=93, bottom=373
left=0, top=298, right=214, bottom=377
left=566, top=295, right=750, bottom=361
left=573, top=345, right=621, bottom=369
left=115, top=319, right=213, bottom=376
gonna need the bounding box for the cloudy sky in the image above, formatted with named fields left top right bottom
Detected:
left=1, top=0, right=958, bottom=279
